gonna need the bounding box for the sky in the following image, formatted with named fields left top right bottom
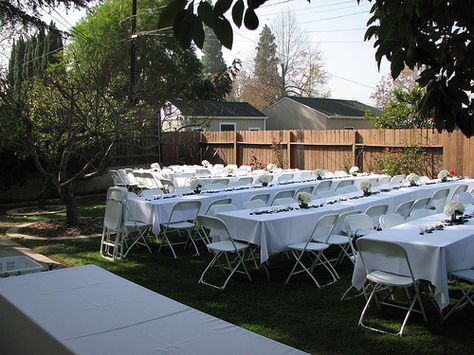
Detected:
left=42, top=0, right=391, bottom=106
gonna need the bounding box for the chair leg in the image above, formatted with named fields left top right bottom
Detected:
left=285, top=250, right=321, bottom=287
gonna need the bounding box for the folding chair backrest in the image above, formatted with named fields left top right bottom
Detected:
left=311, top=213, right=338, bottom=243
left=452, top=184, right=468, bottom=197
left=345, top=213, right=374, bottom=237
left=243, top=199, right=266, bottom=209
left=419, top=176, right=430, bottom=183
left=196, top=215, right=232, bottom=243
left=209, top=204, right=236, bottom=216
left=272, top=190, right=295, bottom=202
left=238, top=177, right=254, bottom=185
left=212, top=178, right=230, bottom=186
left=168, top=200, right=202, bottom=223
left=453, top=192, right=474, bottom=205
left=335, top=180, right=355, bottom=191
left=314, top=180, right=332, bottom=193
left=357, top=239, right=414, bottom=279
left=160, top=179, right=176, bottom=193
left=205, top=198, right=233, bottom=215
left=117, top=169, right=130, bottom=185
left=410, top=197, right=431, bottom=211
left=395, top=200, right=414, bottom=219
left=334, top=210, right=362, bottom=234
left=107, top=186, right=128, bottom=201
left=295, top=186, right=314, bottom=196
left=379, top=213, right=404, bottom=230
left=377, top=176, right=391, bottom=185
left=317, top=190, right=339, bottom=198
left=409, top=209, right=435, bottom=220
left=249, top=193, right=270, bottom=203
left=334, top=170, right=346, bottom=177
left=140, top=188, right=164, bottom=197
left=299, top=171, right=312, bottom=178
left=430, top=188, right=450, bottom=204
left=390, top=174, right=405, bottom=184
left=338, top=185, right=359, bottom=194
left=278, top=173, right=294, bottom=182
left=365, top=204, right=389, bottom=227
left=272, top=197, right=296, bottom=206
left=103, top=198, right=124, bottom=230
left=323, top=171, right=335, bottom=178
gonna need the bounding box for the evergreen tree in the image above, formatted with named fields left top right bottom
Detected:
left=202, top=26, right=227, bottom=75
left=254, top=25, right=279, bottom=90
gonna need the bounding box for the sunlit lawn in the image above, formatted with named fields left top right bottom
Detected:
left=1, top=198, right=473, bottom=354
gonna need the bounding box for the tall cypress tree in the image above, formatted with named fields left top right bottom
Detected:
left=202, top=26, right=227, bottom=75
left=254, top=25, right=279, bottom=89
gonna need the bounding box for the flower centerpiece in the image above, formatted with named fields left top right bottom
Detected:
left=150, top=162, right=160, bottom=170
left=296, top=191, right=312, bottom=208
left=313, top=168, right=324, bottom=180
left=406, top=173, right=420, bottom=187
left=360, top=180, right=371, bottom=196
left=349, top=166, right=359, bottom=176
left=449, top=169, right=456, bottom=177
left=190, top=180, right=203, bottom=194
left=225, top=166, right=237, bottom=176
left=267, top=163, right=277, bottom=172
left=201, top=160, right=210, bottom=168
left=444, top=201, right=465, bottom=224
left=258, top=174, right=272, bottom=187
left=438, top=169, right=450, bottom=182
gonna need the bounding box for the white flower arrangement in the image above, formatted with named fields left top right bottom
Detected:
left=313, top=169, right=324, bottom=178
left=444, top=201, right=465, bottom=217
left=258, top=174, right=272, bottom=184
left=267, top=163, right=278, bottom=171
left=296, top=191, right=312, bottom=205
left=150, top=163, right=160, bottom=170
left=438, top=169, right=450, bottom=179
left=407, top=173, right=420, bottom=183
left=201, top=160, right=210, bottom=167
left=225, top=166, right=237, bottom=175
left=190, top=180, right=203, bottom=189
left=359, top=180, right=371, bottom=191
left=349, top=166, right=359, bottom=174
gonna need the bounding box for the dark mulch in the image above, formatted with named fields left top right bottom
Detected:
left=19, top=217, right=103, bottom=238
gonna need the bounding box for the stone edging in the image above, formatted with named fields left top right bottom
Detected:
left=6, top=205, right=66, bottom=217
left=6, top=222, right=101, bottom=241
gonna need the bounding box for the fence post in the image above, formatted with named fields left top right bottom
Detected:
left=286, top=130, right=291, bottom=168
left=233, top=131, right=238, bottom=164
left=352, top=130, right=357, bottom=166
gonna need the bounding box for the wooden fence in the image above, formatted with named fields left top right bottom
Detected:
left=112, top=129, right=474, bottom=178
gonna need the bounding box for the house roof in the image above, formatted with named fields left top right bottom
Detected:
left=170, top=99, right=266, bottom=118
left=287, top=97, right=381, bottom=117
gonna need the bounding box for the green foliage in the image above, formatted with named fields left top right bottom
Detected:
left=369, top=145, right=440, bottom=178
left=202, top=27, right=227, bottom=75
left=366, top=86, right=434, bottom=129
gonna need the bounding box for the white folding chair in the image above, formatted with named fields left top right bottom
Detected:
left=140, top=188, right=164, bottom=198
left=211, top=178, right=230, bottom=187
left=390, top=174, right=406, bottom=184
left=197, top=216, right=252, bottom=290
left=379, top=213, right=405, bottom=229
left=278, top=173, right=294, bottom=183
left=377, top=176, right=391, bottom=185
left=338, top=185, right=359, bottom=194
left=285, top=213, right=340, bottom=287
left=452, top=184, right=468, bottom=198
left=249, top=193, right=270, bottom=204
left=356, top=238, right=427, bottom=336
left=100, top=190, right=126, bottom=260
left=316, top=190, right=339, bottom=198
left=345, top=213, right=375, bottom=238
left=429, top=188, right=450, bottom=212
left=409, top=197, right=431, bottom=214
left=364, top=204, right=389, bottom=229
left=395, top=200, right=414, bottom=220
left=238, top=177, right=254, bottom=185
left=313, top=180, right=332, bottom=194
left=334, top=170, right=347, bottom=177
left=159, top=200, right=202, bottom=259
left=160, top=178, right=176, bottom=193
left=295, top=186, right=314, bottom=196
left=243, top=199, right=267, bottom=209
left=270, top=190, right=295, bottom=205
left=452, top=192, right=474, bottom=205
left=418, top=176, right=431, bottom=183
left=335, top=179, right=355, bottom=191
left=443, top=269, right=474, bottom=320
left=272, top=197, right=296, bottom=206
left=330, top=210, right=363, bottom=265
left=409, top=209, right=435, bottom=220
left=203, top=198, right=233, bottom=216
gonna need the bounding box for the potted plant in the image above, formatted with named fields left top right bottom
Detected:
left=360, top=180, right=371, bottom=196
left=296, top=191, right=312, bottom=208
left=444, top=201, right=465, bottom=224
left=349, top=166, right=359, bottom=176
left=190, top=180, right=203, bottom=194
left=438, top=169, right=450, bottom=182
left=406, top=173, right=420, bottom=187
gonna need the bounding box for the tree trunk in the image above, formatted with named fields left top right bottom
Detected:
left=61, top=183, right=78, bottom=226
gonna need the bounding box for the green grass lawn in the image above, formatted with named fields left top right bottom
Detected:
left=1, top=198, right=473, bottom=354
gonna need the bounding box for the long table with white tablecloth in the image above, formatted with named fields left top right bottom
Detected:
left=217, top=180, right=474, bottom=263
left=351, top=210, right=474, bottom=309
left=0, top=265, right=308, bottom=354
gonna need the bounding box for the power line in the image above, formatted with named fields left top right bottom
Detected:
left=260, top=2, right=371, bottom=17
left=299, top=10, right=369, bottom=24
left=327, top=72, right=375, bottom=89
left=260, top=0, right=353, bottom=9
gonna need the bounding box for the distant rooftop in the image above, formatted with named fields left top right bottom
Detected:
left=170, top=99, right=266, bottom=117
left=288, top=97, right=380, bottom=117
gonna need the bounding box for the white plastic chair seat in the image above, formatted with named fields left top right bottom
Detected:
left=163, top=221, right=195, bottom=229
left=366, top=270, right=414, bottom=287
left=450, top=269, right=474, bottom=281
left=327, top=234, right=351, bottom=245
left=288, top=242, right=329, bottom=251
left=124, top=220, right=150, bottom=229
left=208, top=240, right=249, bottom=252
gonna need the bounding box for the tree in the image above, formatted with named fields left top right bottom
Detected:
left=371, top=67, right=419, bottom=108
left=366, top=86, right=433, bottom=129
left=159, top=0, right=474, bottom=137
left=0, top=0, right=91, bottom=30
left=272, top=10, right=328, bottom=98
left=202, top=27, right=227, bottom=75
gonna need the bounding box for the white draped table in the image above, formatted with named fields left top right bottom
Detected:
left=0, top=265, right=308, bottom=355
left=351, top=211, right=474, bottom=309
left=217, top=180, right=474, bottom=263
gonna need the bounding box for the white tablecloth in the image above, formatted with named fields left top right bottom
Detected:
left=351, top=212, right=474, bottom=309
left=0, top=265, right=308, bottom=355
left=217, top=180, right=474, bottom=263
